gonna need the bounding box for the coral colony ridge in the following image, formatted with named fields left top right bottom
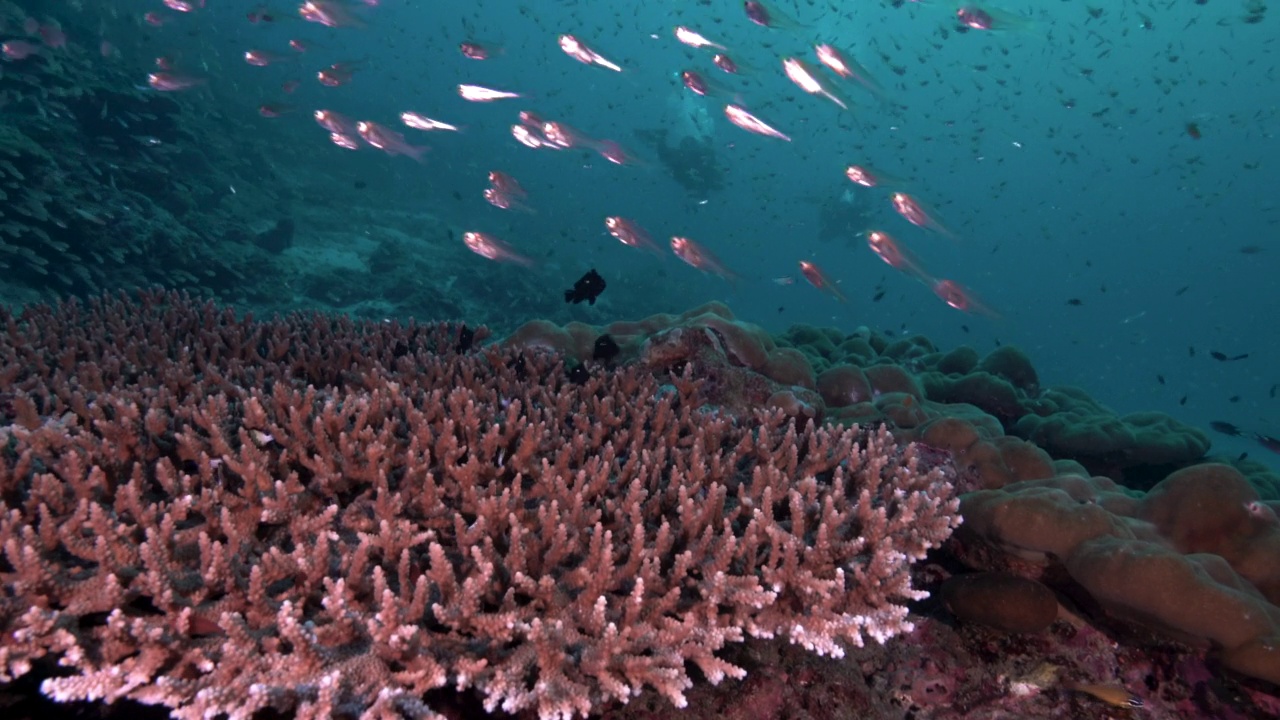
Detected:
left=1, top=1, right=1279, bottom=720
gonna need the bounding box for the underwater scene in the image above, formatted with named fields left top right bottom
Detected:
left=1, top=0, right=1279, bottom=718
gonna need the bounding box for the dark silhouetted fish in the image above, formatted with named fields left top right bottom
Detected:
left=1211, top=420, right=1242, bottom=436
left=564, top=269, right=606, bottom=305
left=593, top=334, right=619, bottom=363
left=456, top=325, right=475, bottom=353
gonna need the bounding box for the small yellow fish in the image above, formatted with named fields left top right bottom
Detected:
left=1064, top=679, right=1143, bottom=708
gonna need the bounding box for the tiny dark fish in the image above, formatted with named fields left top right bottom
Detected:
left=1270, top=384, right=1277, bottom=399
left=961, top=324, right=970, bottom=333
left=567, top=363, right=590, bottom=384
left=1238, top=452, right=1250, bottom=462
left=1211, top=420, right=1242, bottom=436
left=1229, top=395, right=1241, bottom=403
left=456, top=324, right=475, bottom=353
left=1174, top=285, right=1190, bottom=296
left=354, top=179, right=367, bottom=189
left=1178, top=395, right=1187, bottom=406
left=564, top=269, right=606, bottom=305
left=1188, top=346, right=1196, bottom=357
left=593, top=333, right=619, bottom=363
left=1231, top=353, right=1250, bottom=361
left=511, top=353, right=528, bottom=381
left=1211, top=351, right=1228, bottom=361
left=1239, top=245, right=1264, bottom=255
left=1066, top=298, right=1083, bottom=306
left=1156, top=374, right=1165, bottom=385
left=872, top=289, right=886, bottom=302
left=1186, top=121, right=1201, bottom=139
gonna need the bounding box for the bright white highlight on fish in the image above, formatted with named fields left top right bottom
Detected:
left=783, top=58, right=847, bottom=109
left=724, top=105, right=791, bottom=141
left=814, top=44, right=851, bottom=78
left=558, top=35, right=622, bottom=72
left=401, top=112, right=459, bottom=131
left=511, top=125, right=545, bottom=148
left=673, top=26, right=725, bottom=50
left=458, top=84, right=521, bottom=102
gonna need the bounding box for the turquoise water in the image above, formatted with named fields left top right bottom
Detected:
left=1, top=0, right=1276, bottom=465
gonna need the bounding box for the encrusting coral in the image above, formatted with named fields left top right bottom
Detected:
left=0, top=291, right=961, bottom=720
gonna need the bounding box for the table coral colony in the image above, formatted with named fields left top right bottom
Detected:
left=2, top=293, right=1280, bottom=720
left=0, top=292, right=960, bottom=720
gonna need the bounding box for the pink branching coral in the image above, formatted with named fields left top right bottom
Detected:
left=0, top=291, right=961, bottom=719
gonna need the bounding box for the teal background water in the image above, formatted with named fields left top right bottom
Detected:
left=3, top=0, right=1276, bottom=465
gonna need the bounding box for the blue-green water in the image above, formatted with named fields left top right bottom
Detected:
left=1, top=0, right=1276, bottom=466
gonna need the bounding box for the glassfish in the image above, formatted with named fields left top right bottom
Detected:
left=147, top=72, right=205, bottom=91
left=783, top=57, right=853, bottom=110
left=458, top=84, right=522, bottom=102
left=605, top=217, right=663, bottom=256
left=671, top=236, right=739, bottom=283
left=865, top=230, right=932, bottom=282
left=892, top=192, right=958, bottom=240
left=558, top=34, right=622, bottom=72
left=815, top=44, right=894, bottom=103
left=743, top=0, right=810, bottom=32
left=315, top=109, right=357, bottom=135
left=674, top=26, right=726, bottom=51
left=459, top=41, right=503, bottom=60
left=954, top=3, right=1039, bottom=33
left=680, top=70, right=739, bottom=102
left=463, top=232, right=534, bottom=267
left=799, top=261, right=847, bottom=302
left=724, top=105, right=791, bottom=141
left=488, top=171, right=527, bottom=198
left=299, top=0, right=364, bottom=28
left=400, top=112, right=459, bottom=132
left=846, top=164, right=909, bottom=189
left=932, top=279, right=1000, bottom=318
left=355, top=121, right=427, bottom=162
left=483, top=188, right=535, bottom=213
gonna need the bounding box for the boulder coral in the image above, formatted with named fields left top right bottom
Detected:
left=957, top=466, right=1280, bottom=685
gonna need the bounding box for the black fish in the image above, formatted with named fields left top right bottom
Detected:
left=1210, top=420, right=1242, bottom=436
left=1156, top=374, right=1165, bottom=385
left=567, top=364, right=590, bottom=384
left=456, top=325, right=475, bottom=353
left=1066, top=298, right=1083, bottom=306
left=1210, top=351, right=1250, bottom=362
left=1178, top=395, right=1187, bottom=406
left=593, top=334, right=619, bottom=363
left=1271, top=384, right=1277, bottom=399
left=564, top=269, right=606, bottom=305
left=1175, top=285, right=1190, bottom=296
left=872, top=289, right=886, bottom=302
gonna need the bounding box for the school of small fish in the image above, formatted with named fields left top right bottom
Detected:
left=4, top=0, right=1270, bottom=328
left=2, top=0, right=1058, bottom=317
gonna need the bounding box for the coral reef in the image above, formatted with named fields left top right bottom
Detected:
left=0, top=291, right=959, bottom=720
left=505, top=305, right=1280, bottom=713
